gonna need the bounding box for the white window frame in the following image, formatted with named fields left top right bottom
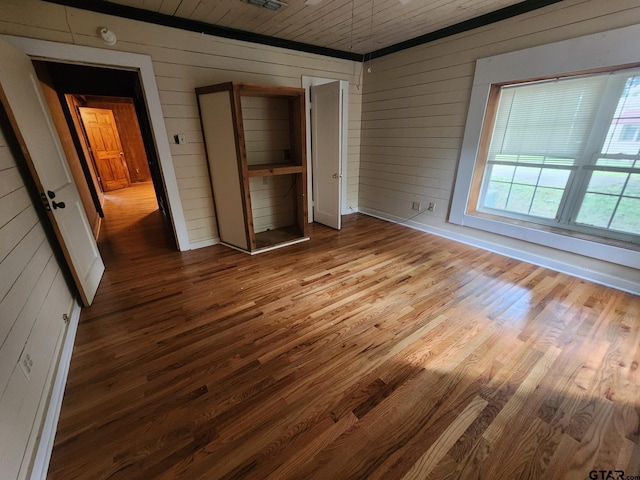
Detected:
left=450, top=24, right=640, bottom=269
left=477, top=71, right=640, bottom=243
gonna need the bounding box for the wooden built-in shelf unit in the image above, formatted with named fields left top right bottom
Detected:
left=196, top=81, right=309, bottom=254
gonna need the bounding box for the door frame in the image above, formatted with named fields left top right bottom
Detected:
left=1, top=34, right=190, bottom=251
left=302, top=76, right=349, bottom=223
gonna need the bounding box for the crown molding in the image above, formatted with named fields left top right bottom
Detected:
left=42, top=0, right=565, bottom=61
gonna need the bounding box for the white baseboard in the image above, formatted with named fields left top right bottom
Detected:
left=29, top=300, right=82, bottom=480
left=358, top=207, right=640, bottom=296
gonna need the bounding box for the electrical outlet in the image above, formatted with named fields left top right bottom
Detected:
left=174, top=133, right=187, bottom=145
left=428, top=202, right=436, bottom=212
left=19, top=351, right=33, bottom=381
left=412, top=201, right=421, bottom=211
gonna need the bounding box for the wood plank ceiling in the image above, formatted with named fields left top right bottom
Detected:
left=97, top=0, right=534, bottom=55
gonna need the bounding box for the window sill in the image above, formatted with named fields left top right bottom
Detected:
left=457, top=210, right=640, bottom=269
left=471, top=210, right=640, bottom=252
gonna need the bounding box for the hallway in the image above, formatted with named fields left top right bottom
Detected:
left=96, top=182, right=175, bottom=265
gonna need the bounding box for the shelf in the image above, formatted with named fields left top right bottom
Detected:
left=197, top=81, right=308, bottom=254
left=247, top=163, right=303, bottom=177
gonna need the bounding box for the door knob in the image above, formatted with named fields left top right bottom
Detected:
left=45, top=190, right=65, bottom=209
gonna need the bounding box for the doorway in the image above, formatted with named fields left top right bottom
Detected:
left=302, top=76, right=349, bottom=229
left=33, top=60, right=177, bottom=255
left=77, top=103, right=146, bottom=192
left=2, top=34, right=190, bottom=254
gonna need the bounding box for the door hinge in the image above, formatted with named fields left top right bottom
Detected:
left=63, top=313, right=70, bottom=324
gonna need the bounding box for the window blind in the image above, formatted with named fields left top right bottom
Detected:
left=488, top=75, right=609, bottom=163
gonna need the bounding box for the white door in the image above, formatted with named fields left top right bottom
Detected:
left=311, top=82, right=342, bottom=230
left=0, top=38, right=104, bottom=306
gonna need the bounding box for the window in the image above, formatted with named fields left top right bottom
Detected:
left=476, top=68, right=640, bottom=242
left=620, top=125, right=640, bottom=142
left=450, top=25, right=640, bottom=274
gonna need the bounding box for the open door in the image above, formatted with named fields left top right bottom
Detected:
left=0, top=38, right=104, bottom=306
left=79, top=106, right=131, bottom=191
left=311, top=81, right=342, bottom=230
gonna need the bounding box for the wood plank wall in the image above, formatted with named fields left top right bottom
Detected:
left=249, top=174, right=297, bottom=233
left=242, top=96, right=291, bottom=166
left=0, top=105, right=74, bottom=479
left=241, top=96, right=297, bottom=233
left=359, top=0, right=640, bottom=285
left=0, top=0, right=362, bottom=248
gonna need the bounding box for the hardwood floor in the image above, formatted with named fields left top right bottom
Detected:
left=48, top=183, right=640, bottom=479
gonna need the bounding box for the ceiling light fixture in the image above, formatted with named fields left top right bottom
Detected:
left=248, top=0, right=287, bottom=10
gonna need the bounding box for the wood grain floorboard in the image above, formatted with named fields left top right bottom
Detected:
left=47, top=182, right=640, bottom=479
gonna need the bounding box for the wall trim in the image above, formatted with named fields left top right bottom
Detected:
left=368, top=0, right=564, bottom=59
left=359, top=207, right=640, bottom=296
left=42, top=0, right=361, bottom=61
left=43, top=0, right=564, bottom=61
left=29, top=300, right=82, bottom=480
